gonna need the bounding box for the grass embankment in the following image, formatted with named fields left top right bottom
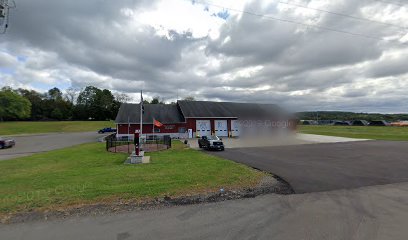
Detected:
left=0, top=121, right=115, bottom=135
left=0, top=142, right=265, bottom=215
left=299, top=125, right=408, bottom=141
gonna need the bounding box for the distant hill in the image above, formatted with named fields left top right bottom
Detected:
left=296, top=111, right=408, bottom=122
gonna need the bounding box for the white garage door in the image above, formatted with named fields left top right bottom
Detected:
left=215, top=120, right=228, bottom=137
left=231, top=120, right=240, bottom=137
left=196, top=120, right=211, bottom=137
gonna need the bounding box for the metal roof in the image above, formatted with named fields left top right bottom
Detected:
left=115, top=101, right=293, bottom=124
left=115, top=103, right=184, bottom=123
left=177, top=100, right=289, bottom=119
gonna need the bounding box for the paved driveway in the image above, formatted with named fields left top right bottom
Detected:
left=0, top=132, right=105, bottom=161
left=210, top=141, right=408, bottom=193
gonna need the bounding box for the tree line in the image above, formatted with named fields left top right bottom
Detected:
left=297, top=111, right=408, bottom=122
left=0, top=86, right=130, bottom=121
left=0, top=86, right=196, bottom=121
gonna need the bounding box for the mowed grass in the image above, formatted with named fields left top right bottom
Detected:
left=299, top=125, right=408, bottom=141
left=0, top=142, right=265, bottom=215
left=0, top=121, right=115, bottom=135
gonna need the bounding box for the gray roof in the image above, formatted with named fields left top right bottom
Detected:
left=115, top=103, right=184, bottom=123
left=178, top=100, right=290, bottom=119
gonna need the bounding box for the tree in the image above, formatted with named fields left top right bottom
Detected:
left=75, top=86, right=117, bottom=120
left=77, top=86, right=101, bottom=106
left=48, top=87, right=63, bottom=100
left=65, top=87, right=79, bottom=104
left=50, top=108, right=63, bottom=120
left=114, top=93, right=131, bottom=103
left=0, top=88, right=31, bottom=121
left=75, top=86, right=102, bottom=120
left=150, top=96, right=164, bottom=104
left=183, top=96, right=195, bottom=101
left=99, top=89, right=115, bottom=120
left=17, top=88, right=45, bottom=120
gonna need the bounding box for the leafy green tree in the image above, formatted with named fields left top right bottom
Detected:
left=75, top=86, right=117, bottom=120
left=0, top=88, right=31, bottom=121
left=114, top=93, right=131, bottom=103
left=150, top=97, right=160, bottom=104
left=150, top=96, right=164, bottom=104
left=17, top=88, right=45, bottom=120
left=48, top=87, right=63, bottom=100
left=50, top=108, right=63, bottom=120
left=183, top=96, right=195, bottom=101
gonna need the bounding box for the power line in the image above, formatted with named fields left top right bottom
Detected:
left=372, top=0, right=408, bottom=7
left=277, top=1, right=407, bottom=31
left=193, top=0, right=407, bottom=45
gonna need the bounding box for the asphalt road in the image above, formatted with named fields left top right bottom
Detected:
left=0, top=132, right=106, bottom=160
left=1, top=182, right=408, bottom=240
left=211, top=141, right=408, bottom=193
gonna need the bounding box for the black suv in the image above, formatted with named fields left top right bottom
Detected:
left=198, top=136, right=224, bottom=151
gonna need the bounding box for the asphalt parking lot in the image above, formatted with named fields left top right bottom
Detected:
left=211, top=140, right=408, bottom=193
left=0, top=132, right=105, bottom=161
left=188, top=133, right=367, bottom=149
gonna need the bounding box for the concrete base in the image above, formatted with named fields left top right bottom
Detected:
left=125, top=156, right=150, bottom=164
left=124, top=152, right=150, bottom=164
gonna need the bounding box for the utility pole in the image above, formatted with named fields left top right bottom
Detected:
left=0, top=0, right=16, bottom=34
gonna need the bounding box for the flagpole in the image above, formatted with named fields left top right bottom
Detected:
left=153, top=118, right=155, bottom=143
left=139, top=90, right=143, bottom=155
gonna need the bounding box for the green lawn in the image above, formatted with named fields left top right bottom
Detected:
left=0, top=121, right=115, bottom=135
left=0, top=142, right=265, bottom=215
left=299, top=125, right=408, bottom=141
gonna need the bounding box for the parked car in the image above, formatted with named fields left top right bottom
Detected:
left=198, top=136, right=224, bottom=151
left=0, top=137, right=15, bottom=149
left=98, top=127, right=117, bottom=134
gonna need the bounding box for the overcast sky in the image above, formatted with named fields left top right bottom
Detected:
left=1, top=0, right=408, bottom=113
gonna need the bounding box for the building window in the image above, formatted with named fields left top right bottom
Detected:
left=178, top=127, right=186, bottom=133
left=154, top=128, right=160, bottom=133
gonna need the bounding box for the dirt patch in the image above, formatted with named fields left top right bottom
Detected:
left=1, top=175, right=293, bottom=224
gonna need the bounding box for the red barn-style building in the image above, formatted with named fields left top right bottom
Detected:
left=115, top=100, right=297, bottom=139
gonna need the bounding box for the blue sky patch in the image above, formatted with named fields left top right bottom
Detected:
left=216, top=10, right=230, bottom=20
left=0, top=67, right=15, bottom=75
left=32, top=81, right=71, bottom=92
left=17, top=55, right=27, bottom=62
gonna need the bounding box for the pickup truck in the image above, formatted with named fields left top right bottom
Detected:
left=198, top=136, right=224, bottom=151
left=0, top=137, right=15, bottom=149
left=98, top=127, right=117, bottom=134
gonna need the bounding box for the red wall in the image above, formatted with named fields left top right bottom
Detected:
left=117, top=123, right=187, bottom=134
left=117, top=118, right=298, bottom=135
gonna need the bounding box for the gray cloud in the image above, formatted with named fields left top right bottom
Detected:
left=367, top=54, right=408, bottom=78
left=1, top=0, right=407, bottom=113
